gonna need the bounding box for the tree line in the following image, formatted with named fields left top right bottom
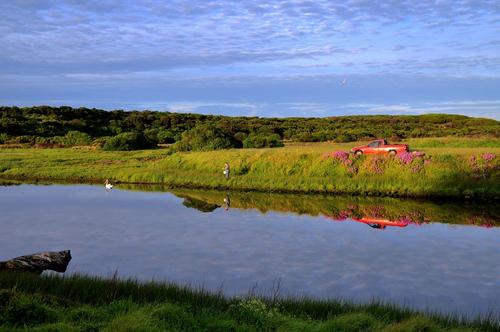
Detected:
left=0, top=106, right=498, bottom=151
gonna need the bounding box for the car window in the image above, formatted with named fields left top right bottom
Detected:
left=368, top=141, right=380, bottom=147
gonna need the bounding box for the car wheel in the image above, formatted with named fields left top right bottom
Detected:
left=355, top=150, right=363, bottom=156
left=389, top=150, right=397, bottom=156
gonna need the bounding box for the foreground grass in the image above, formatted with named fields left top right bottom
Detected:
left=0, top=272, right=498, bottom=332
left=0, top=138, right=499, bottom=199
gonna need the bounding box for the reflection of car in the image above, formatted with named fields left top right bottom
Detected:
left=352, top=217, right=409, bottom=229
left=350, top=139, right=409, bottom=156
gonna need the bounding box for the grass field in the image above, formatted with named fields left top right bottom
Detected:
left=0, top=272, right=498, bottom=332
left=0, top=137, right=499, bottom=199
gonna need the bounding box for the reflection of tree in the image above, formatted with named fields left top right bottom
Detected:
left=166, top=189, right=498, bottom=227
left=182, top=196, right=220, bottom=213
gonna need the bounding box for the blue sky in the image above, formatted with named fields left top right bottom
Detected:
left=1, top=0, right=499, bottom=119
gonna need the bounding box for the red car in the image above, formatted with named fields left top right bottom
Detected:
left=352, top=217, right=409, bottom=229
left=350, top=139, right=409, bottom=156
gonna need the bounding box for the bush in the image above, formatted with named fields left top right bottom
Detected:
left=157, top=130, right=177, bottom=144
left=233, top=132, right=248, bottom=144
left=62, top=131, right=92, bottom=146
left=103, top=132, right=156, bottom=151
left=319, top=313, right=379, bottom=332
left=0, top=133, right=8, bottom=144
left=3, top=299, right=55, bottom=327
left=243, top=133, right=284, bottom=148
left=143, top=128, right=160, bottom=145
left=6, top=135, right=35, bottom=144
left=173, top=124, right=239, bottom=152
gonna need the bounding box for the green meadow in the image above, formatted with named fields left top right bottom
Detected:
left=0, top=272, right=498, bottom=332
left=1, top=138, right=498, bottom=199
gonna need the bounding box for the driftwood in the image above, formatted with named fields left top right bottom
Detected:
left=0, top=250, right=71, bottom=274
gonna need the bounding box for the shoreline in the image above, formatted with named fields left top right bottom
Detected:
left=1, top=174, right=498, bottom=202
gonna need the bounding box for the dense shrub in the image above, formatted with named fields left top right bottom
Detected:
left=157, top=129, right=177, bottom=144
left=6, top=135, right=35, bottom=144
left=0, top=106, right=499, bottom=149
left=61, top=131, right=92, bottom=146
left=0, top=133, right=8, bottom=144
left=102, top=132, right=156, bottom=151
left=243, top=133, right=284, bottom=148
left=173, top=124, right=239, bottom=151
left=143, top=128, right=159, bottom=144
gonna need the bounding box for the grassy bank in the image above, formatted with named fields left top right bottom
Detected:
left=0, top=272, right=498, bottom=331
left=0, top=138, right=499, bottom=199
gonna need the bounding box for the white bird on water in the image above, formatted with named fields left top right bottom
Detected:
left=104, top=179, right=113, bottom=191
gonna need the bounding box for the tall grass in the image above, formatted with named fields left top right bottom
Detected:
left=1, top=138, right=499, bottom=199
left=0, top=272, right=498, bottom=331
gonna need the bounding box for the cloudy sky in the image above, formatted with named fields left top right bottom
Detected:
left=1, top=0, right=499, bottom=118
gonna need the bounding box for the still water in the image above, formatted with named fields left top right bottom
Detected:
left=0, top=184, right=499, bottom=318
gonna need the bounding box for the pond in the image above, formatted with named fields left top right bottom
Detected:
left=0, top=184, right=499, bottom=318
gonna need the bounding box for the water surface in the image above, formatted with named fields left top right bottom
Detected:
left=0, top=184, right=498, bottom=318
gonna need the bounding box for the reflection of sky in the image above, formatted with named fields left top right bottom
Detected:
left=0, top=184, right=499, bottom=318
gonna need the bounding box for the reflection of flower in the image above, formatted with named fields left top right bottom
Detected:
left=397, top=216, right=412, bottom=225
left=326, top=206, right=357, bottom=221
left=466, top=216, right=495, bottom=228
left=365, top=205, right=386, bottom=218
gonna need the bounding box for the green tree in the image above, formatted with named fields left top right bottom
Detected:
left=243, top=133, right=284, bottom=148
left=103, top=132, right=156, bottom=151
left=173, top=123, right=239, bottom=151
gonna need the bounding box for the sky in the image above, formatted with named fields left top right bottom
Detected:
left=1, top=0, right=499, bottom=119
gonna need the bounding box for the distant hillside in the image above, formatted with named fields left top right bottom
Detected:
left=1, top=106, right=498, bottom=146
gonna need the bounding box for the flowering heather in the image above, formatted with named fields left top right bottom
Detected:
left=332, top=151, right=350, bottom=162
left=398, top=152, right=414, bottom=165
left=368, top=156, right=384, bottom=174
left=468, top=153, right=497, bottom=179
left=482, top=153, right=496, bottom=162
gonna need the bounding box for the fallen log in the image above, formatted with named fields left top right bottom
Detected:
left=0, top=250, right=71, bottom=274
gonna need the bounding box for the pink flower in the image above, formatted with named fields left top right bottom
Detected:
left=332, top=151, right=350, bottom=161
left=398, top=152, right=414, bottom=165
left=482, top=153, right=495, bottom=162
